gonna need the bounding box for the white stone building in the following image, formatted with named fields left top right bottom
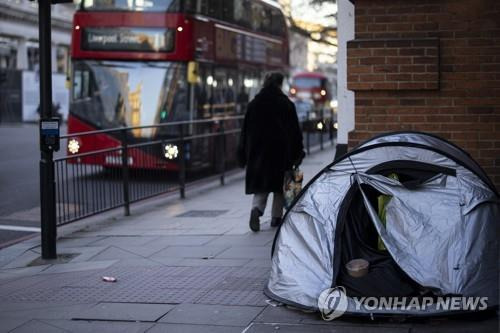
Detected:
left=0, top=0, right=75, bottom=73
left=0, top=0, right=76, bottom=122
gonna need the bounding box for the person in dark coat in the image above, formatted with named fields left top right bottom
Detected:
left=238, top=72, right=304, bottom=232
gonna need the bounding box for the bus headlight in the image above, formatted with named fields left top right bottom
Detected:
left=333, top=122, right=338, bottom=129
left=317, top=122, right=324, bottom=130
left=164, top=144, right=179, bottom=160
left=68, top=139, right=80, bottom=154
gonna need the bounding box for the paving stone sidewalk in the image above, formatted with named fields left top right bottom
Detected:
left=0, top=147, right=497, bottom=332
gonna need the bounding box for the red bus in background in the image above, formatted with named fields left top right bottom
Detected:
left=289, top=72, right=332, bottom=108
left=68, top=0, right=289, bottom=170
left=289, top=72, right=336, bottom=131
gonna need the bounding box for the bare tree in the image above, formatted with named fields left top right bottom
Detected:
left=287, top=0, right=337, bottom=46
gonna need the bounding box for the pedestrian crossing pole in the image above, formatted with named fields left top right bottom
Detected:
left=36, top=0, right=73, bottom=260
left=38, top=0, right=57, bottom=259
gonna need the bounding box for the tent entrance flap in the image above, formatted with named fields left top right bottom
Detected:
left=333, top=162, right=454, bottom=298
left=335, top=184, right=422, bottom=298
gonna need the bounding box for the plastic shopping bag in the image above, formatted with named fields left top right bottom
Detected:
left=283, top=168, right=303, bottom=209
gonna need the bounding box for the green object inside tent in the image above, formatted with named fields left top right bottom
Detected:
left=377, top=173, right=399, bottom=251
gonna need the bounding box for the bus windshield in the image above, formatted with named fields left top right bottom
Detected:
left=293, top=77, right=322, bottom=89
left=72, top=60, right=187, bottom=137
left=83, top=0, right=180, bottom=12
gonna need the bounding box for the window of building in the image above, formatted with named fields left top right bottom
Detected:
left=56, top=46, right=69, bottom=74
left=27, top=47, right=39, bottom=71
left=0, top=49, right=16, bottom=69
left=0, top=37, right=17, bottom=69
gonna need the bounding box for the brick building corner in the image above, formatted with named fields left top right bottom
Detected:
left=346, top=0, right=500, bottom=189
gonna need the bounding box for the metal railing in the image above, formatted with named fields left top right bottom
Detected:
left=54, top=115, right=335, bottom=225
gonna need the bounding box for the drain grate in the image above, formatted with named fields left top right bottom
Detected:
left=176, top=210, right=228, bottom=218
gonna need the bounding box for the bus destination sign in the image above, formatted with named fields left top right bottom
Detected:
left=82, top=27, right=175, bottom=53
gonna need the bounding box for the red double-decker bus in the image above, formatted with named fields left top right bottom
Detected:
left=289, top=72, right=335, bottom=132
left=68, top=0, right=289, bottom=170
left=289, top=72, right=333, bottom=107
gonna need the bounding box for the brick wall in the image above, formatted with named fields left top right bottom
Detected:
left=347, top=0, right=500, bottom=190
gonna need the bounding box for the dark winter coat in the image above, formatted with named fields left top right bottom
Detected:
left=238, top=85, right=304, bottom=194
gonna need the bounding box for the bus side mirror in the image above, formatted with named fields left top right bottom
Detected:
left=187, top=61, right=199, bottom=84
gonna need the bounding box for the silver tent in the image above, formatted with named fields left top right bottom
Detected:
left=265, top=132, right=499, bottom=316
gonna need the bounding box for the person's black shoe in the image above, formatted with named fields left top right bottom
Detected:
left=271, top=217, right=282, bottom=227
left=249, top=208, right=262, bottom=232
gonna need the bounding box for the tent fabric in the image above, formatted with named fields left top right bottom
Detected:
left=358, top=131, right=498, bottom=196
left=265, top=132, right=499, bottom=315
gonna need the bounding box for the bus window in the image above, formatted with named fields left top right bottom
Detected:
left=187, top=0, right=235, bottom=22
left=221, top=0, right=234, bottom=22
left=321, top=78, right=329, bottom=90
left=72, top=69, right=92, bottom=100
left=185, top=0, right=208, bottom=15
left=261, top=6, right=272, bottom=35
left=244, top=73, right=259, bottom=101
left=271, top=8, right=286, bottom=36
left=83, top=0, right=180, bottom=12
left=250, top=2, right=262, bottom=31
left=236, top=0, right=253, bottom=29
left=212, top=68, right=237, bottom=114
left=293, top=77, right=322, bottom=89
left=207, top=0, right=222, bottom=19
left=193, top=64, right=213, bottom=119
left=236, top=73, right=249, bottom=114
left=82, top=71, right=90, bottom=98
left=71, top=60, right=187, bottom=134
left=185, top=0, right=285, bottom=38
left=73, top=70, right=82, bottom=100
left=233, top=1, right=245, bottom=26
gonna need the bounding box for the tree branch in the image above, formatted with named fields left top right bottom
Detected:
left=285, top=0, right=337, bottom=47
